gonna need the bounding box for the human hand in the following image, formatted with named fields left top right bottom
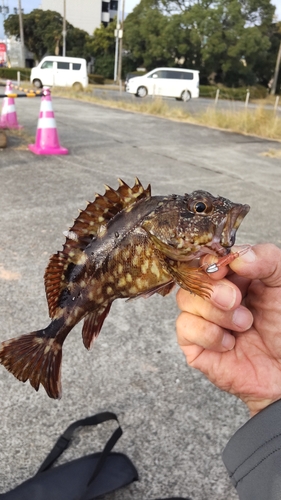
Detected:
left=176, top=244, right=281, bottom=417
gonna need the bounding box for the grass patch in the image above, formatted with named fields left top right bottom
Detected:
left=51, top=87, right=281, bottom=141
left=261, top=148, right=281, bottom=158
left=194, top=106, right=281, bottom=140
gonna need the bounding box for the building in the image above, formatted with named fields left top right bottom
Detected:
left=41, top=0, right=119, bottom=35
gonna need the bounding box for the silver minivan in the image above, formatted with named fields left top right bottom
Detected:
left=126, top=67, right=199, bottom=101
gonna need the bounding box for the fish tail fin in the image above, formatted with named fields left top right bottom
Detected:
left=0, top=331, right=62, bottom=399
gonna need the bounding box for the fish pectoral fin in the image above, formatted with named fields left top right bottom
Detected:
left=0, top=330, right=63, bottom=399
left=165, top=261, right=212, bottom=299
left=82, top=304, right=112, bottom=350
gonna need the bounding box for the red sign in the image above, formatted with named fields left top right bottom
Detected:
left=0, top=43, right=6, bottom=65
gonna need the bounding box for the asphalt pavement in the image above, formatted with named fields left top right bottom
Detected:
left=0, top=95, right=281, bottom=499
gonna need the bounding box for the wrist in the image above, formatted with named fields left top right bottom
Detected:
left=243, top=396, right=281, bottom=417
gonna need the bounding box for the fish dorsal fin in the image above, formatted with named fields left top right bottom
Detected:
left=63, top=178, right=151, bottom=256
left=44, top=179, right=150, bottom=318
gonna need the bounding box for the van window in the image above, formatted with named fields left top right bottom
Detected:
left=181, top=71, right=194, bottom=80
left=57, top=62, right=70, bottom=70
left=166, top=70, right=180, bottom=79
left=165, top=70, right=194, bottom=80
left=149, top=70, right=167, bottom=78
left=41, top=61, right=53, bottom=69
left=73, top=63, right=81, bottom=70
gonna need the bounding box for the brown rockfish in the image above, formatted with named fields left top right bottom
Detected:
left=0, top=179, right=250, bottom=399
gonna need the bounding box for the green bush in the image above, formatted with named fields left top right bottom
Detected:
left=88, top=74, right=105, bottom=85
left=93, top=54, right=115, bottom=80
left=199, top=84, right=267, bottom=100
left=0, top=67, right=31, bottom=81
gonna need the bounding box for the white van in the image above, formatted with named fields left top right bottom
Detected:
left=126, top=67, right=199, bottom=101
left=30, top=56, right=88, bottom=90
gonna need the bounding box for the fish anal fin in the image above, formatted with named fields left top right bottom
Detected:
left=82, top=303, right=112, bottom=350
left=165, top=260, right=212, bottom=299
left=0, top=331, right=62, bottom=399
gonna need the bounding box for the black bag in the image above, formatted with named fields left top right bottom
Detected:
left=0, top=411, right=191, bottom=500
left=0, top=411, right=138, bottom=500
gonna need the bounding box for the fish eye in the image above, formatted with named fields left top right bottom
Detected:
left=194, top=201, right=207, bottom=213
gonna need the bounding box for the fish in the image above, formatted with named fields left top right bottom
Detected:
left=0, top=179, right=250, bottom=399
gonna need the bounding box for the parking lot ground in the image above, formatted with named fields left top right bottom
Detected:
left=0, top=96, right=281, bottom=499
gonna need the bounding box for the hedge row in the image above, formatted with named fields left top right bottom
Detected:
left=0, top=67, right=31, bottom=81
left=200, top=84, right=268, bottom=100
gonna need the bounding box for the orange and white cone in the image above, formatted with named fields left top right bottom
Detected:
left=28, top=88, right=68, bottom=155
left=0, top=80, right=23, bottom=129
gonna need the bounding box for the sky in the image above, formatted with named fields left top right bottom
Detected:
left=0, top=0, right=281, bottom=39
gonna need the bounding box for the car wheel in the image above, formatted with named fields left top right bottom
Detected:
left=72, top=82, right=83, bottom=91
left=33, top=79, right=42, bottom=89
left=136, top=86, right=147, bottom=98
left=181, top=90, right=191, bottom=102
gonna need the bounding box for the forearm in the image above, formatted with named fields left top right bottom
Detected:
left=223, top=399, right=281, bottom=500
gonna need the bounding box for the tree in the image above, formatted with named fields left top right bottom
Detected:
left=124, top=0, right=171, bottom=70
left=200, top=0, right=274, bottom=85
left=4, top=9, right=90, bottom=61
left=85, top=20, right=117, bottom=78
left=123, top=0, right=276, bottom=86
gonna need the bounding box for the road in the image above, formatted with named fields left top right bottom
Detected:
left=0, top=96, right=281, bottom=500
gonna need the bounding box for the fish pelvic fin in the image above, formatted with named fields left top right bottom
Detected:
left=0, top=331, right=62, bottom=399
left=126, top=281, right=176, bottom=301
left=82, top=303, right=112, bottom=350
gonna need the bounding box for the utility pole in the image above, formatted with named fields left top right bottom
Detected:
left=271, top=41, right=281, bottom=96
left=117, top=0, right=125, bottom=85
left=62, top=0, right=66, bottom=57
left=18, top=0, right=25, bottom=67
left=114, top=8, right=120, bottom=82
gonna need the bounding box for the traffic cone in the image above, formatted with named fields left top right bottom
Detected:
left=28, top=88, right=68, bottom=155
left=0, top=80, right=23, bottom=129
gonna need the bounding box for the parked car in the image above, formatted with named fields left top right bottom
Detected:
left=30, top=56, right=88, bottom=90
left=126, top=67, right=200, bottom=101
left=124, top=73, right=138, bottom=91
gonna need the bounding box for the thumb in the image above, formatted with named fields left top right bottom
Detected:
left=230, top=243, right=281, bottom=287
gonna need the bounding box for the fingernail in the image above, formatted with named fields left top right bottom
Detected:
left=222, top=332, right=235, bottom=350
left=239, top=248, right=256, bottom=263
left=212, top=284, right=236, bottom=309
left=232, top=307, right=253, bottom=329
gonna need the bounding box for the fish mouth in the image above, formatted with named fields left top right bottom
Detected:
left=199, top=203, right=250, bottom=258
